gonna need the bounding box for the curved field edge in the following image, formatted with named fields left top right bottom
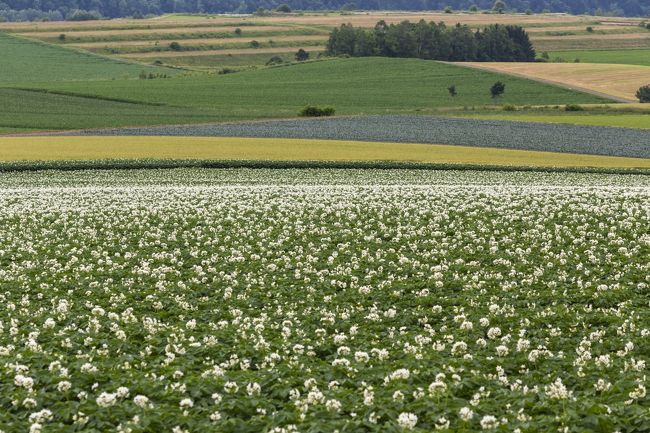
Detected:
left=49, top=115, right=650, bottom=159
left=1, top=136, right=649, bottom=171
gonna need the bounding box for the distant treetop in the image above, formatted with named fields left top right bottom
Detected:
left=0, top=0, right=648, bottom=21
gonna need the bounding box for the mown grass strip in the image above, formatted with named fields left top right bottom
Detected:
left=1, top=136, right=649, bottom=170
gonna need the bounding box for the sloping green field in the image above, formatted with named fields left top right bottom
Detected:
left=1, top=58, right=611, bottom=131
left=0, top=33, right=177, bottom=82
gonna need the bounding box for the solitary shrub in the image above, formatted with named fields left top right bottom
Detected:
left=586, top=26, right=594, bottom=32
left=565, top=104, right=584, bottom=111
left=250, top=40, right=260, bottom=48
left=448, top=85, right=457, bottom=97
left=502, top=104, right=516, bottom=111
left=636, top=85, right=650, bottom=103
left=276, top=4, right=291, bottom=12
left=169, top=41, right=181, bottom=51
left=58, top=33, right=66, bottom=41
left=234, top=28, right=242, bottom=35
left=490, top=81, right=506, bottom=98
left=295, top=48, right=309, bottom=61
left=299, top=106, right=335, bottom=117
left=444, top=6, right=452, bottom=13
left=469, top=5, right=478, bottom=12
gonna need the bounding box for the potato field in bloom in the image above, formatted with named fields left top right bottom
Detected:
left=0, top=168, right=649, bottom=433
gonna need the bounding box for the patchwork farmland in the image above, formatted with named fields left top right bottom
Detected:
left=3, top=12, right=649, bottom=69
left=0, top=6, right=649, bottom=433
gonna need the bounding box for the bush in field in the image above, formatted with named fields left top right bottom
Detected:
left=636, top=85, right=650, bottom=102
left=448, top=85, right=457, bottom=97
left=276, top=3, right=291, bottom=12
left=169, top=41, right=181, bottom=51
left=490, top=81, right=506, bottom=98
left=299, top=106, right=335, bottom=117
left=502, top=103, right=516, bottom=111
left=295, top=48, right=309, bottom=61
left=565, top=104, right=584, bottom=111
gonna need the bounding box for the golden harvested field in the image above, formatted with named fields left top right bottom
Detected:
left=458, top=62, right=650, bottom=102
left=2, top=136, right=650, bottom=169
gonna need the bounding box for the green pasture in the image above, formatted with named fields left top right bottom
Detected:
left=544, top=49, right=650, bottom=66
left=0, top=88, right=223, bottom=132
left=0, top=33, right=178, bottom=82
left=0, top=58, right=610, bottom=131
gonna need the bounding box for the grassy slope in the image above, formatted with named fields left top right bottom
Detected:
left=1, top=58, right=610, bottom=131
left=0, top=89, right=224, bottom=131
left=2, top=136, right=649, bottom=169
left=546, top=49, right=650, bottom=66
left=0, top=33, right=177, bottom=82
left=455, top=113, right=650, bottom=129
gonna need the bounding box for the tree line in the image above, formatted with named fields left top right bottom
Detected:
left=1, top=0, right=649, bottom=21
left=326, top=20, right=535, bottom=61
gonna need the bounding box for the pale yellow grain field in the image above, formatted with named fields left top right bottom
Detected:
left=458, top=62, right=650, bottom=102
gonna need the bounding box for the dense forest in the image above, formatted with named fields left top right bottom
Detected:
left=0, top=0, right=648, bottom=21
left=327, top=21, right=536, bottom=61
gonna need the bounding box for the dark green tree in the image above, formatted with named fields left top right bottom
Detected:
left=636, top=85, right=650, bottom=102
left=490, top=81, right=506, bottom=98
left=295, top=48, right=309, bottom=61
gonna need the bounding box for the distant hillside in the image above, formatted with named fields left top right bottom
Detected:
left=0, top=0, right=648, bottom=21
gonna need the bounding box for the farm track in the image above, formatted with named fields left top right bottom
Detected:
left=55, top=115, right=650, bottom=159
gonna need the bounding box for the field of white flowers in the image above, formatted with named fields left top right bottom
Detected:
left=1, top=168, right=648, bottom=433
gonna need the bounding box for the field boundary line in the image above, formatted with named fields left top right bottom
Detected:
left=6, top=87, right=172, bottom=107
left=1, top=159, right=649, bottom=175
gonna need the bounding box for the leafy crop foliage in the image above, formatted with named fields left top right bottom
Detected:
left=9, top=58, right=606, bottom=131
left=0, top=168, right=648, bottom=432
left=327, top=22, right=535, bottom=62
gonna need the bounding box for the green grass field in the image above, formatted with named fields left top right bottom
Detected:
left=456, top=112, right=650, bottom=129
left=0, top=88, right=226, bottom=131
left=545, top=49, right=650, bottom=66
left=2, top=136, right=649, bottom=169
left=0, top=33, right=177, bottom=82
left=0, top=58, right=610, bottom=131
